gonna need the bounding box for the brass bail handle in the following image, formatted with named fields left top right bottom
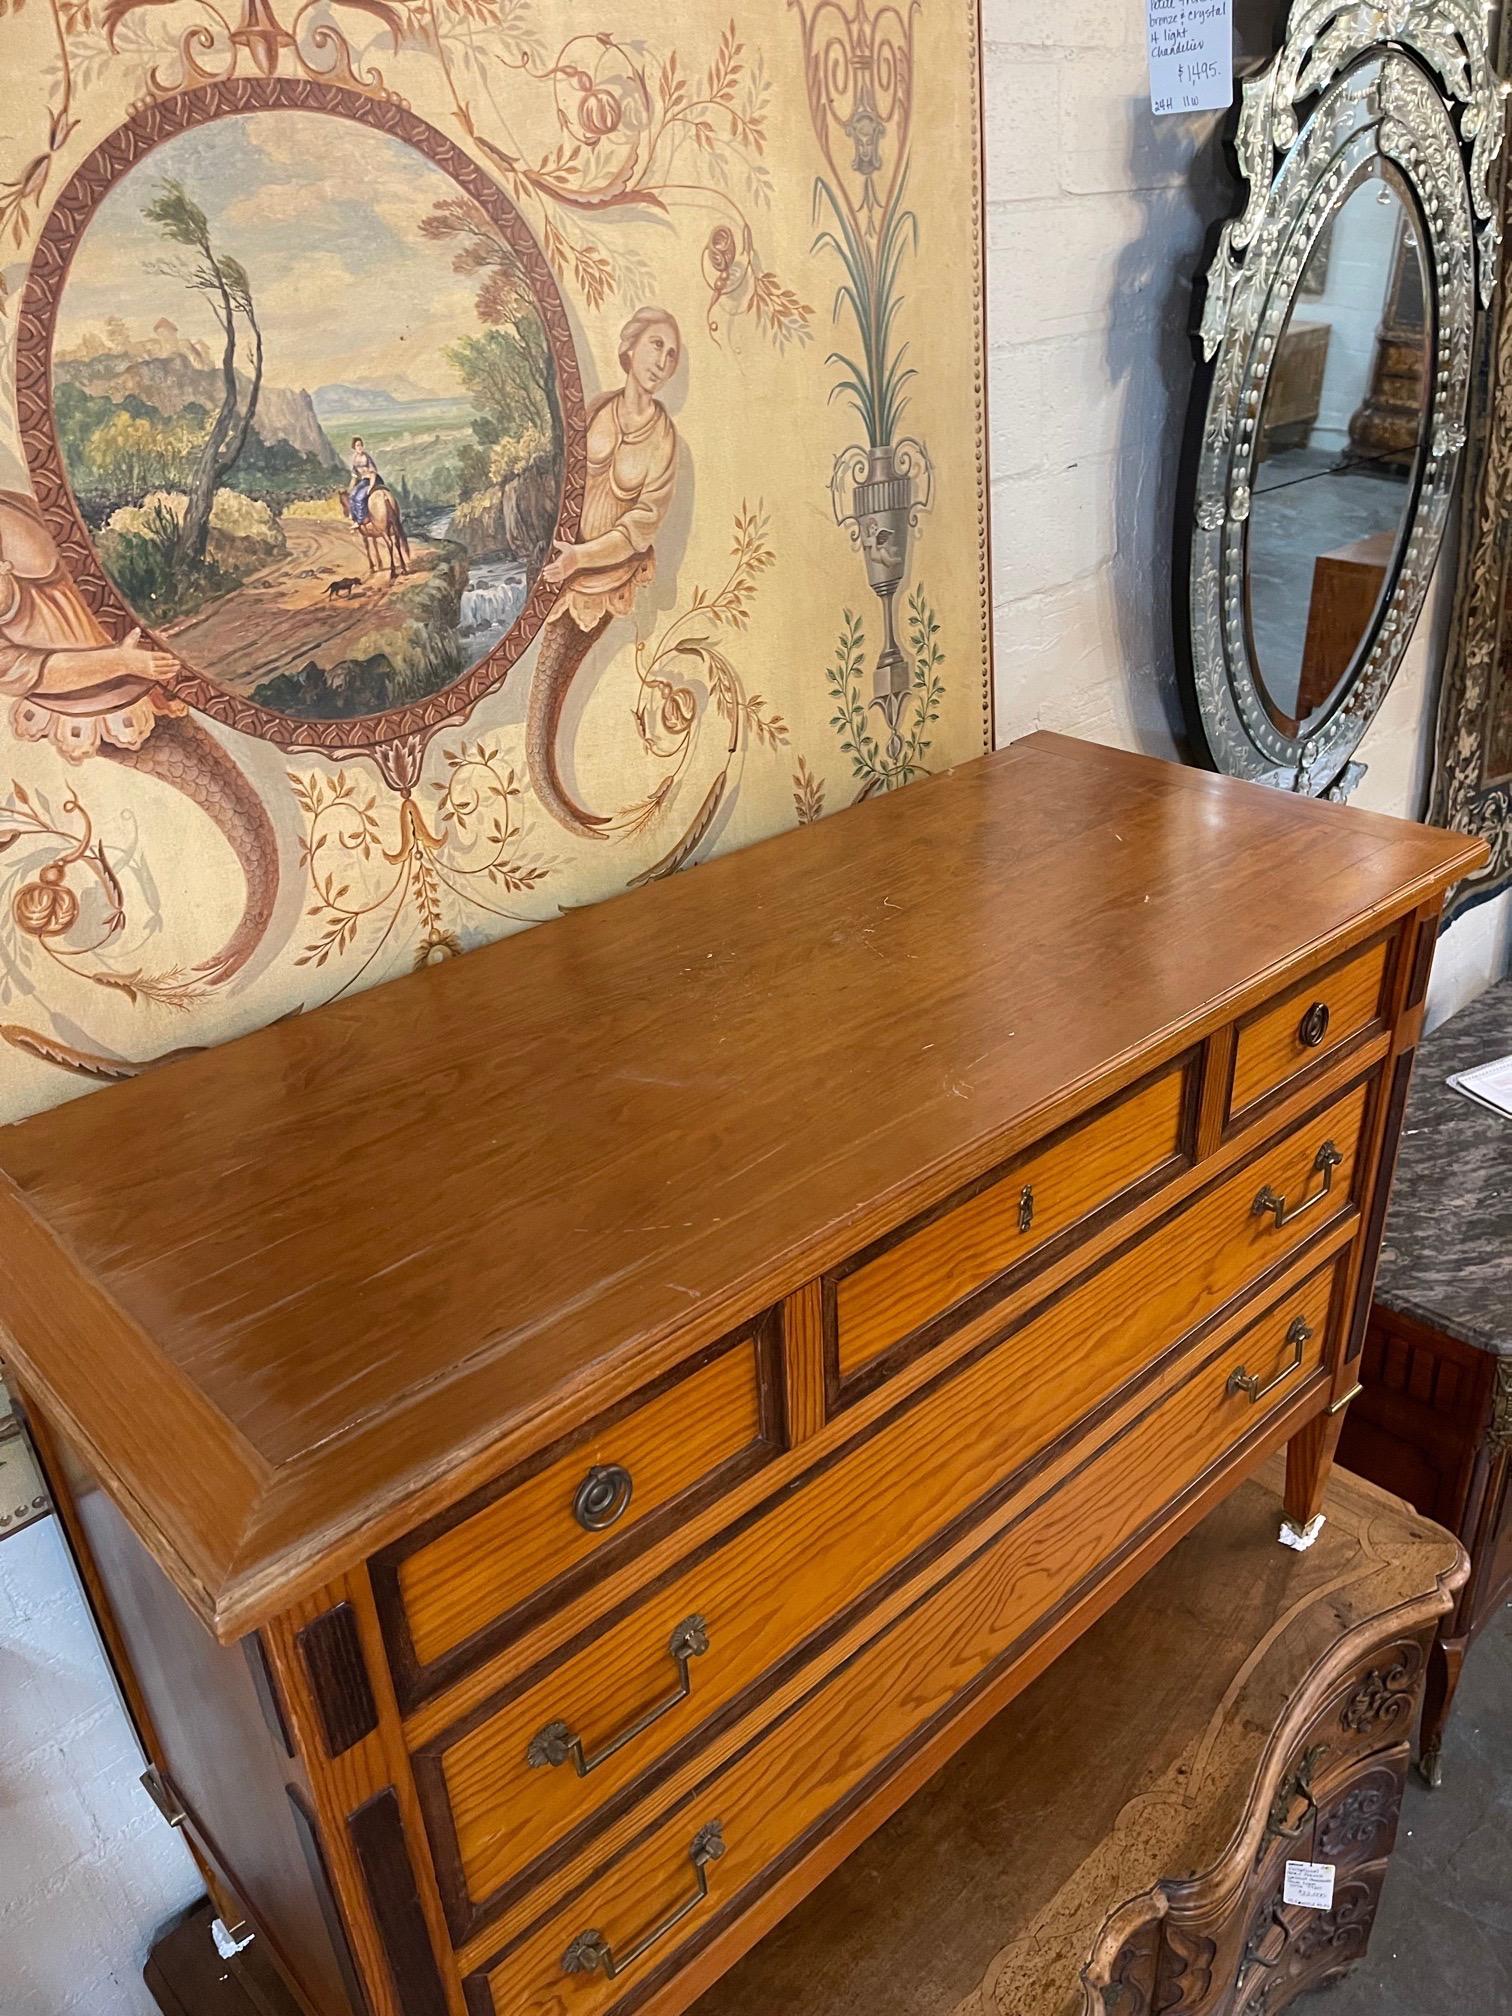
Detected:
left=562, top=1821, right=727, bottom=1980
left=1227, top=1316, right=1313, bottom=1404
left=527, top=1616, right=711, bottom=1776
left=1252, top=1140, right=1343, bottom=1230
left=1266, top=1742, right=1329, bottom=1845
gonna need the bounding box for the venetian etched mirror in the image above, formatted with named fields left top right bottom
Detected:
left=1177, top=1, right=1504, bottom=797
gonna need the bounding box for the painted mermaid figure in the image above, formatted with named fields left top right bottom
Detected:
left=527, top=307, right=682, bottom=836
left=0, top=488, right=280, bottom=1079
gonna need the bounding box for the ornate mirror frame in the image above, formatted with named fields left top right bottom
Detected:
left=1430, top=8, right=1512, bottom=922
left=1176, top=1, right=1504, bottom=799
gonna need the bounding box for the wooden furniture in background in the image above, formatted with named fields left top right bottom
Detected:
left=696, top=1460, right=1465, bottom=2016
left=1337, top=977, right=1512, bottom=1786
left=1296, top=528, right=1394, bottom=722
left=0, top=737, right=1481, bottom=2016
left=145, top=1461, right=1466, bottom=2016
left=1348, top=215, right=1430, bottom=471
left=1259, top=321, right=1331, bottom=459
left=145, top=1902, right=296, bottom=2016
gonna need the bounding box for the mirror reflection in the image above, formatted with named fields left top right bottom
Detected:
left=1246, top=167, right=1432, bottom=734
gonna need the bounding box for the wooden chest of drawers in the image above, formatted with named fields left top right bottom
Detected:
left=0, top=735, right=1482, bottom=2016
left=139, top=1460, right=1468, bottom=2016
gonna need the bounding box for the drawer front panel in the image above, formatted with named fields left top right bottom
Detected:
left=377, top=1325, right=780, bottom=1704
left=833, top=1061, right=1191, bottom=1387
left=1281, top=1629, right=1431, bottom=1803
left=1238, top=1746, right=1407, bottom=2014
left=1229, top=937, right=1390, bottom=1122
left=420, top=1087, right=1369, bottom=1933
left=466, top=1269, right=1335, bottom=2016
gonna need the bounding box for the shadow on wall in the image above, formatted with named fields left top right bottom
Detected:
left=1102, top=0, right=1292, bottom=759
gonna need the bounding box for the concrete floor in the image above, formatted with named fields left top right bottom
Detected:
left=1324, top=1596, right=1512, bottom=2016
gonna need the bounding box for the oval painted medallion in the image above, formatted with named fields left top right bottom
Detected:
left=20, top=87, right=585, bottom=751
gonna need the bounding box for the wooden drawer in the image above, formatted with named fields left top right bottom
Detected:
left=1228, top=936, right=1392, bottom=1124
left=1238, top=1743, right=1408, bottom=2010
left=831, top=1059, right=1193, bottom=1393
left=415, top=1084, right=1370, bottom=1940
left=462, top=1266, right=1336, bottom=2015
left=374, top=1322, right=783, bottom=1706
left=1275, top=1626, right=1432, bottom=1811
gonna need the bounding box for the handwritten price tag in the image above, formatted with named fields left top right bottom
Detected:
left=1148, top=0, right=1233, bottom=116
left=1283, top=1861, right=1337, bottom=1911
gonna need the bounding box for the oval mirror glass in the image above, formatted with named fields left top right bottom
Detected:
left=1245, top=164, right=1432, bottom=736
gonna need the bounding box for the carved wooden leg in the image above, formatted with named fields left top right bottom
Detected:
left=1283, top=1409, right=1347, bottom=1544
left=1417, top=1629, right=1468, bottom=1788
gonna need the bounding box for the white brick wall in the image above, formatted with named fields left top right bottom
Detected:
left=982, top=0, right=1509, bottom=1008
left=3, top=9, right=1506, bottom=2009
left=0, top=1517, right=198, bottom=2016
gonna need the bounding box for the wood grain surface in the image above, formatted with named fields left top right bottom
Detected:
left=393, top=1332, right=771, bottom=1676
left=465, top=1280, right=1340, bottom=2016
left=833, top=1059, right=1190, bottom=1379
left=144, top=1463, right=1463, bottom=2016
left=0, top=736, right=1482, bottom=1638
left=420, top=1096, right=1369, bottom=1931
left=1228, top=933, right=1391, bottom=1121
left=684, top=1459, right=1464, bottom=2016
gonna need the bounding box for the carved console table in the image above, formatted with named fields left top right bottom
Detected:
left=145, top=1463, right=1467, bottom=2016
left=1337, top=977, right=1512, bottom=1784
left=0, top=737, right=1480, bottom=2016
left=695, top=1460, right=1465, bottom=2016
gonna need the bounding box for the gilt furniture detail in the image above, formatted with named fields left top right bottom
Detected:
left=1336, top=977, right=1512, bottom=1784
left=0, top=738, right=1479, bottom=2016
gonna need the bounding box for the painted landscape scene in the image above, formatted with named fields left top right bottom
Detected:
left=51, top=111, right=564, bottom=720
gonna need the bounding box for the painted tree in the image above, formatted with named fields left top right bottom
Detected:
left=144, top=180, right=263, bottom=567
left=447, top=328, right=551, bottom=454
left=421, top=198, right=561, bottom=443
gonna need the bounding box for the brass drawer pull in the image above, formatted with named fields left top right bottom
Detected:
left=1227, top=1317, right=1313, bottom=1405
left=573, top=1462, right=634, bottom=1531
left=141, top=1766, right=187, bottom=1830
left=562, top=1820, right=726, bottom=1980
left=1265, top=1742, right=1328, bottom=1843
left=1018, top=1183, right=1034, bottom=1234
left=1297, top=999, right=1331, bottom=1048
left=1252, top=1140, right=1343, bottom=1229
left=1242, top=1906, right=1296, bottom=1979
left=527, top=1615, right=710, bottom=1775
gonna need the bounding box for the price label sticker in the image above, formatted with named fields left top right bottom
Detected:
left=1148, top=0, right=1233, bottom=117
left=1283, top=1860, right=1337, bottom=1910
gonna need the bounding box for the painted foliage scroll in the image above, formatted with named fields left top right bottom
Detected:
left=0, top=0, right=990, bottom=1121
left=1431, top=23, right=1512, bottom=922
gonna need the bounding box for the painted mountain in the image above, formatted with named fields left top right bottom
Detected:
left=54, top=317, right=339, bottom=521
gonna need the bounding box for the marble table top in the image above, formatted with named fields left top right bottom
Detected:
left=1375, top=978, right=1511, bottom=1357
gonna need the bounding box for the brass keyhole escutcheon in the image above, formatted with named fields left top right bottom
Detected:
left=573, top=1462, right=634, bottom=1532
left=1298, top=1000, right=1331, bottom=1048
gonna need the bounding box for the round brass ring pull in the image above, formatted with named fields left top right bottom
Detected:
left=573, top=1462, right=633, bottom=1531
left=1298, top=1000, right=1331, bottom=1048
